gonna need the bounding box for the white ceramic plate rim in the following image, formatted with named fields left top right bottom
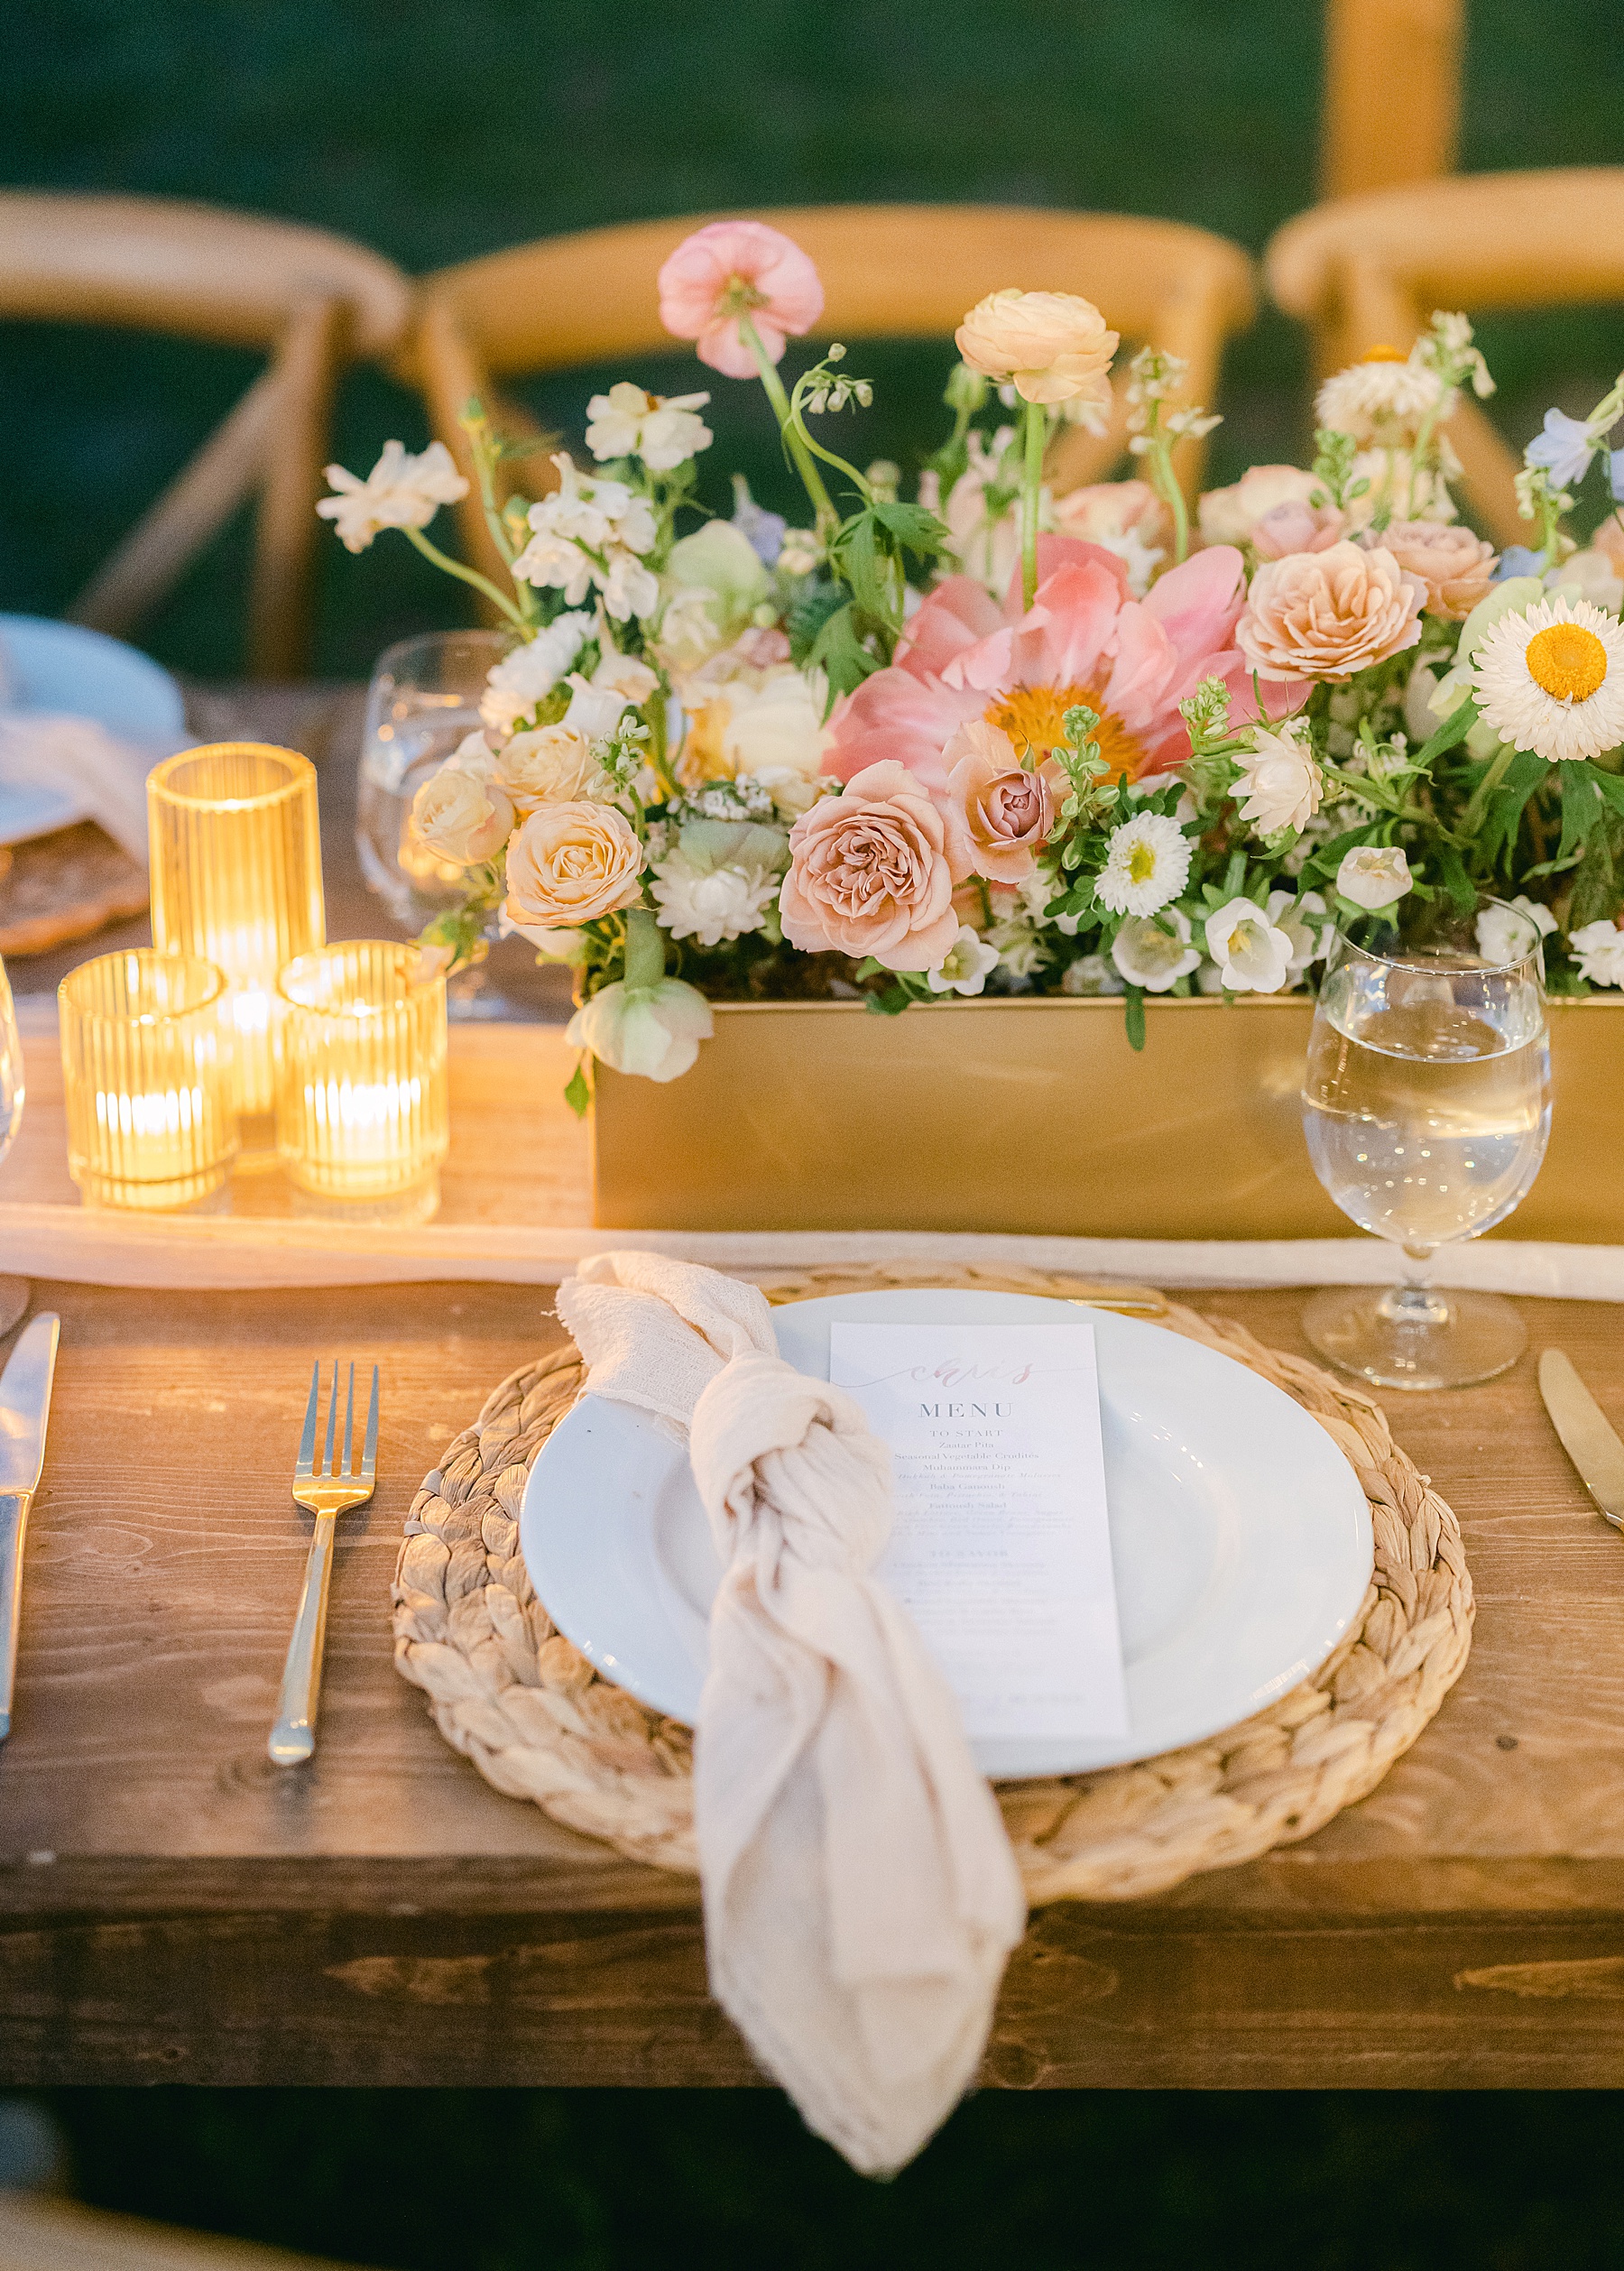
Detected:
left=520, top=1289, right=1374, bottom=1779
left=0, top=613, right=186, bottom=739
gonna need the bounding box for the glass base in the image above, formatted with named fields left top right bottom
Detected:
left=286, top=1172, right=441, bottom=1227
left=73, top=1168, right=233, bottom=1213
left=1303, top=1282, right=1527, bottom=1391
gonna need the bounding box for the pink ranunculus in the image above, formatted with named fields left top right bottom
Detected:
left=657, top=220, right=825, bottom=380
left=826, top=539, right=1305, bottom=796
left=1250, top=498, right=1346, bottom=559
left=941, top=720, right=1059, bottom=884
left=779, top=758, right=959, bottom=972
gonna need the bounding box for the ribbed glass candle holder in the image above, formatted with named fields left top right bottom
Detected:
left=147, top=743, right=326, bottom=1150
left=276, top=942, right=448, bottom=1219
left=59, top=951, right=238, bottom=1209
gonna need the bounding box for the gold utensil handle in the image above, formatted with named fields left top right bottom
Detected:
left=269, top=1513, right=337, bottom=1766
left=0, top=1490, right=32, bottom=1743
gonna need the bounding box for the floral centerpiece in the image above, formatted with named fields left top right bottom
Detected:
left=319, top=220, right=1624, bottom=1108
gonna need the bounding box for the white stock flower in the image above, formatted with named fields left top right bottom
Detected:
left=1569, top=919, right=1624, bottom=988
left=1335, top=845, right=1414, bottom=909
left=585, top=383, right=713, bottom=471
left=1232, top=722, right=1323, bottom=839
left=410, top=763, right=515, bottom=865
left=1204, top=897, right=1295, bottom=992
left=1471, top=594, right=1624, bottom=764
left=1315, top=348, right=1446, bottom=447
left=1476, top=895, right=1556, bottom=966
left=1060, top=953, right=1124, bottom=996
left=926, top=925, right=1001, bottom=995
left=512, top=455, right=660, bottom=619
left=650, top=851, right=781, bottom=946
left=480, top=614, right=595, bottom=733
left=1111, top=909, right=1199, bottom=992
left=566, top=977, right=714, bottom=1082
left=317, top=440, right=468, bottom=552
left=1094, top=812, right=1192, bottom=917
left=601, top=549, right=661, bottom=623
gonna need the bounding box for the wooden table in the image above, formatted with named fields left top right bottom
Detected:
left=3, top=1276, right=1624, bottom=2090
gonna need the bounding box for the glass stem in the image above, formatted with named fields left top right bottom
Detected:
left=1377, top=1245, right=1451, bottom=1329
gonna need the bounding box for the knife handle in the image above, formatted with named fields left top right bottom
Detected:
left=0, top=1490, right=32, bottom=1743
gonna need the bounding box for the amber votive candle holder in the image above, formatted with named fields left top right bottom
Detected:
left=276, top=941, right=448, bottom=1219
left=59, top=950, right=238, bottom=1209
left=147, top=743, right=326, bottom=1155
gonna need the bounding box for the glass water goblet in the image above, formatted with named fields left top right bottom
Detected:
left=0, top=955, right=28, bottom=1333
left=1300, top=894, right=1551, bottom=1391
left=357, top=629, right=515, bottom=1020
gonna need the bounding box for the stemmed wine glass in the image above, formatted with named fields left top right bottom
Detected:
left=0, top=955, right=30, bottom=1334
left=1300, top=893, right=1551, bottom=1391
left=357, top=629, right=516, bottom=1020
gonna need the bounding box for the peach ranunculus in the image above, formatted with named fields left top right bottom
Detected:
left=1196, top=465, right=1320, bottom=549
left=827, top=536, right=1306, bottom=797
left=503, top=801, right=644, bottom=944
left=495, top=724, right=614, bottom=812
left=779, top=758, right=958, bottom=972
left=955, top=290, right=1119, bottom=417
left=1250, top=499, right=1346, bottom=560
left=1051, top=478, right=1172, bottom=593
left=656, top=220, right=825, bottom=379
left=1237, top=540, right=1426, bottom=682
left=941, top=721, right=1060, bottom=884
left=1379, top=521, right=1499, bottom=620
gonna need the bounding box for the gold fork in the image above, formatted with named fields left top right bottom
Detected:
left=269, top=1360, right=379, bottom=1767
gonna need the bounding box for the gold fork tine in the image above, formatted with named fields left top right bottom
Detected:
left=270, top=1358, right=380, bottom=1768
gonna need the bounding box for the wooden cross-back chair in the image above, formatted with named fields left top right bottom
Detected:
left=1, top=192, right=412, bottom=676
left=1320, top=0, right=1464, bottom=200
left=405, top=204, right=1258, bottom=595
left=1266, top=168, right=1624, bottom=549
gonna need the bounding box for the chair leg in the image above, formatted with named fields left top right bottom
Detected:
left=250, top=295, right=345, bottom=680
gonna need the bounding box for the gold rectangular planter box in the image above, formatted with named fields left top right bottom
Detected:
left=590, top=996, right=1624, bottom=1241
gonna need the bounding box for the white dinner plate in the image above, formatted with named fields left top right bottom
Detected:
left=0, top=613, right=186, bottom=845
left=520, top=1289, right=1374, bottom=1780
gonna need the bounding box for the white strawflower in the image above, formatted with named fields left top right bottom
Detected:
left=1570, top=919, right=1624, bottom=987
left=1315, top=348, right=1446, bottom=447
left=1471, top=594, right=1624, bottom=764
left=1336, top=845, right=1413, bottom=909
left=1232, top=721, right=1323, bottom=839
left=1476, top=895, right=1557, bottom=966
left=1111, top=909, right=1199, bottom=992
left=1060, top=953, right=1124, bottom=996
left=585, top=382, right=713, bottom=471
left=926, top=925, right=1000, bottom=995
left=317, top=440, right=468, bottom=552
left=480, top=614, right=595, bottom=732
left=1204, top=897, right=1294, bottom=992
left=1093, top=812, right=1191, bottom=917
left=650, top=852, right=781, bottom=947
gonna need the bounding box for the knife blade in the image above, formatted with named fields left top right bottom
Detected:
left=0, top=1313, right=60, bottom=1741
left=1538, top=1348, right=1624, bottom=1530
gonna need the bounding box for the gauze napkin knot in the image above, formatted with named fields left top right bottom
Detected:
left=554, top=1251, right=1026, bottom=2176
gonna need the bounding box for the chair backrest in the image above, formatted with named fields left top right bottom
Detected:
left=1320, top=0, right=1463, bottom=200
left=407, top=203, right=1257, bottom=593
left=1267, top=168, right=1624, bottom=544
left=1, top=192, right=412, bottom=676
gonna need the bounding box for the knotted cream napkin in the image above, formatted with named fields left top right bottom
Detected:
left=555, top=1251, right=1027, bottom=2174
left=0, top=711, right=165, bottom=864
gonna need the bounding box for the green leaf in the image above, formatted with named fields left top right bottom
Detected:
left=830, top=511, right=890, bottom=619
left=1123, top=986, right=1147, bottom=1053
left=1558, top=762, right=1607, bottom=863
left=1479, top=750, right=1550, bottom=868
left=870, top=500, right=948, bottom=555
left=807, top=603, right=881, bottom=705
left=786, top=578, right=846, bottom=666
left=1588, top=762, right=1624, bottom=816
left=1435, top=841, right=1476, bottom=912
left=1409, top=695, right=1478, bottom=772
left=563, top=1059, right=591, bottom=1118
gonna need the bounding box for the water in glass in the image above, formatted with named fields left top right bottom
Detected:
left=357, top=630, right=513, bottom=925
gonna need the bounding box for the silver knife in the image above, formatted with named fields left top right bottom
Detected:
left=1538, top=1348, right=1624, bottom=1530
left=0, top=1314, right=60, bottom=1741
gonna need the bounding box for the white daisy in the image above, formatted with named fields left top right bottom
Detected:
left=1111, top=909, right=1200, bottom=992
left=926, top=926, right=1001, bottom=996
left=1094, top=811, right=1191, bottom=918
left=1569, top=919, right=1624, bottom=989
left=1471, top=594, right=1624, bottom=763
left=1315, top=347, right=1446, bottom=447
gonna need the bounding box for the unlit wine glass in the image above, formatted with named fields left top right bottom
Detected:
left=1300, top=894, right=1550, bottom=1390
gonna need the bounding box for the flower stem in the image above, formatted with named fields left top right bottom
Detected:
left=404, top=527, right=530, bottom=630
left=1020, top=397, right=1047, bottom=611
left=623, top=905, right=667, bottom=991
left=741, top=316, right=838, bottom=534
left=1460, top=741, right=1521, bottom=842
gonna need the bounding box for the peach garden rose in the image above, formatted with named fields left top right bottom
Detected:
left=411, top=765, right=515, bottom=866
left=941, top=721, right=1060, bottom=884
left=1379, top=521, right=1499, bottom=621
left=1237, top=540, right=1426, bottom=681
left=779, top=758, right=959, bottom=971
left=503, top=800, right=644, bottom=944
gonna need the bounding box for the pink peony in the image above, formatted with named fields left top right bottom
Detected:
left=657, top=220, right=825, bottom=379
left=941, top=721, right=1060, bottom=884
left=779, top=758, right=959, bottom=971
left=826, top=537, right=1303, bottom=796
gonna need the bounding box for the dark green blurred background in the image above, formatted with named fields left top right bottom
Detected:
left=5, top=0, right=1624, bottom=680
left=5, top=3, right=1624, bottom=2259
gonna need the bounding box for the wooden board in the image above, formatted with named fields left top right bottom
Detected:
left=5, top=1276, right=1624, bottom=2087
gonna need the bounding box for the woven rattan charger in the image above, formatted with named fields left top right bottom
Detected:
left=392, top=1262, right=1472, bottom=1904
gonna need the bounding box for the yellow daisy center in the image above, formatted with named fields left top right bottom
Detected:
left=1525, top=622, right=1610, bottom=704
left=1361, top=344, right=1408, bottom=363
left=1127, top=839, right=1158, bottom=883
left=984, top=682, right=1149, bottom=780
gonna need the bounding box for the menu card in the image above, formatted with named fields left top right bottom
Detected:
left=828, top=1319, right=1129, bottom=1741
